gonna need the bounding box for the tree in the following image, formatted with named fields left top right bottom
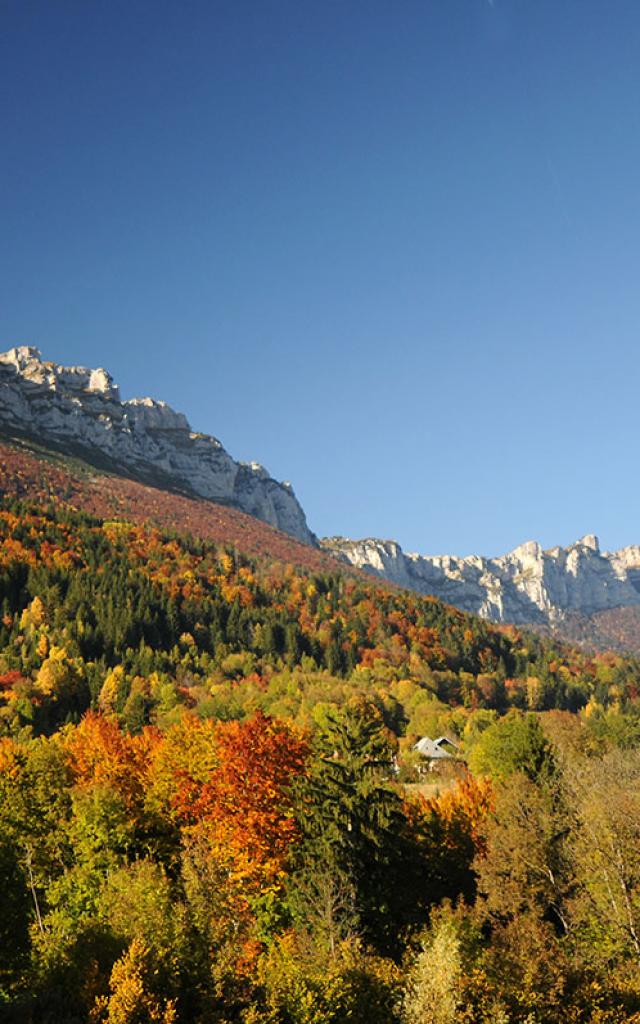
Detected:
left=99, top=667, right=127, bottom=716
left=474, top=771, right=574, bottom=934
left=402, top=917, right=462, bottom=1024
left=413, top=772, right=494, bottom=908
left=173, top=711, right=308, bottom=892
left=0, top=837, right=31, bottom=995
left=0, top=735, right=70, bottom=901
left=251, top=932, right=402, bottom=1024
left=468, top=711, right=556, bottom=783
left=63, top=713, right=158, bottom=816
left=568, top=749, right=640, bottom=969
left=290, top=699, right=410, bottom=955
left=90, top=938, right=177, bottom=1024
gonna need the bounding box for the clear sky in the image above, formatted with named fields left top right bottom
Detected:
left=2, top=0, right=640, bottom=556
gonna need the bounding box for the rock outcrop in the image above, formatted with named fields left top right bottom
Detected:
left=0, top=347, right=315, bottom=544
left=323, top=534, right=640, bottom=625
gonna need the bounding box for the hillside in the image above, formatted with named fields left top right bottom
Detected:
left=0, top=436, right=334, bottom=573
left=546, top=604, right=640, bottom=655
left=4, top=432, right=640, bottom=662
left=0, top=486, right=637, bottom=739
left=5, top=345, right=640, bottom=657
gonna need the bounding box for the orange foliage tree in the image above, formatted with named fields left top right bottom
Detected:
left=173, top=711, right=308, bottom=892
left=63, top=712, right=160, bottom=814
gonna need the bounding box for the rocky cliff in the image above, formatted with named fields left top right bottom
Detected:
left=323, top=534, right=640, bottom=626
left=0, top=347, right=315, bottom=544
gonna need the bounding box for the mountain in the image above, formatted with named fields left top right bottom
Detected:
left=5, top=345, right=640, bottom=655
left=323, top=534, right=640, bottom=643
left=2, top=489, right=640, bottom=1024
left=0, top=346, right=314, bottom=544
left=2, top=404, right=640, bottom=1024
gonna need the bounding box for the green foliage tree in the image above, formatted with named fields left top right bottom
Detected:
left=468, top=711, right=556, bottom=783
left=474, top=771, right=574, bottom=934
left=567, top=749, right=640, bottom=969
left=290, top=699, right=416, bottom=955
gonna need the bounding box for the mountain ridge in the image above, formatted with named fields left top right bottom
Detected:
left=0, top=346, right=314, bottom=544
left=323, top=533, right=640, bottom=630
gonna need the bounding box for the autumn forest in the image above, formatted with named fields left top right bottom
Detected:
left=2, top=495, right=640, bottom=1023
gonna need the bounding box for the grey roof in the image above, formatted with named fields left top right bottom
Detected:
left=413, top=736, right=456, bottom=759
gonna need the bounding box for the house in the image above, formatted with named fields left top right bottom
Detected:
left=413, top=735, right=460, bottom=772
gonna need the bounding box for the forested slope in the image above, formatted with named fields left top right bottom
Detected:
left=2, top=496, right=640, bottom=1022
left=0, top=498, right=635, bottom=737
left=0, top=438, right=331, bottom=571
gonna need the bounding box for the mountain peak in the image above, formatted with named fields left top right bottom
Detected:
left=0, top=345, right=42, bottom=367
left=0, top=345, right=121, bottom=400
left=578, top=534, right=600, bottom=552
left=510, top=539, right=542, bottom=560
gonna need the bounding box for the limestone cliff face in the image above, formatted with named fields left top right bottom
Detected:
left=0, top=347, right=315, bottom=544
left=323, top=534, right=640, bottom=625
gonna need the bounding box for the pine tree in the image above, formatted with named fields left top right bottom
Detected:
left=290, top=699, right=407, bottom=954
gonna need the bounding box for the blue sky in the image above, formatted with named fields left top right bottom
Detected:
left=2, top=0, right=640, bottom=556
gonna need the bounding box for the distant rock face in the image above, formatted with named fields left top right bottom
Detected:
left=0, top=347, right=315, bottom=544
left=323, top=534, right=640, bottom=625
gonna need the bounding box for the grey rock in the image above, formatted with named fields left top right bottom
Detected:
left=322, top=533, right=640, bottom=625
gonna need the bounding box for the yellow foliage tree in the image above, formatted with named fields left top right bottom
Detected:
left=37, top=632, right=49, bottom=659
left=35, top=646, right=76, bottom=699
left=219, top=553, right=234, bottom=578
left=20, top=595, right=47, bottom=631
left=90, top=938, right=176, bottom=1024
left=402, top=919, right=462, bottom=1024
left=99, top=666, right=126, bottom=715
